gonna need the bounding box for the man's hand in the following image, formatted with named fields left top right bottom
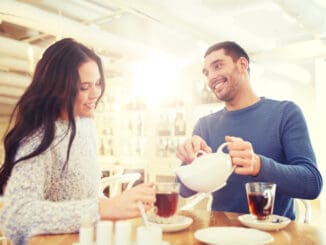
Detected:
left=225, top=135, right=261, bottom=176
left=176, top=135, right=212, bottom=164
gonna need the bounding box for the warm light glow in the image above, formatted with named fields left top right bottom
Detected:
left=129, top=52, right=184, bottom=106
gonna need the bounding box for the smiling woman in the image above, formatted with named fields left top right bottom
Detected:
left=0, top=38, right=156, bottom=245
left=0, top=38, right=106, bottom=245
left=61, top=60, right=103, bottom=120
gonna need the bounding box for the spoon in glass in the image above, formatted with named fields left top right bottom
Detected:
left=137, top=201, right=149, bottom=227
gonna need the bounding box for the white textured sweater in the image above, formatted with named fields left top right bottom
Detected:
left=0, top=118, right=101, bottom=245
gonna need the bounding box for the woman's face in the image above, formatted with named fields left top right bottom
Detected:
left=61, top=59, right=102, bottom=120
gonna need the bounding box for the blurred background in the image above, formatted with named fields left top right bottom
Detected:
left=0, top=0, right=325, bottom=215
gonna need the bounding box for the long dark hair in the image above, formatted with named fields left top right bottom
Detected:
left=0, top=38, right=105, bottom=194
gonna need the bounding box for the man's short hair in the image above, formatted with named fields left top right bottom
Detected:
left=204, top=41, right=250, bottom=73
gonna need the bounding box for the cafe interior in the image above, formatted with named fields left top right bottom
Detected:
left=1, top=0, right=326, bottom=244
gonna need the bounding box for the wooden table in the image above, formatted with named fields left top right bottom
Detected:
left=28, top=210, right=325, bottom=245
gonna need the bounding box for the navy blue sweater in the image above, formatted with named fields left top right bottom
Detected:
left=180, top=97, right=323, bottom=220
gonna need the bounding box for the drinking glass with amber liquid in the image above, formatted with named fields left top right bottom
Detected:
left=245, top=182, right=276, bottom=221
left=152, top=182, right=180, bottom=224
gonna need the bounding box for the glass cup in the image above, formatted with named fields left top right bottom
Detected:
left=152, top=182, right=180, bottom=224
left=245, top=182, right=276, bottom=221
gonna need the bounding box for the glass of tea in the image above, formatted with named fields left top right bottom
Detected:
left=153, top=182, right=180, bottom=224
left=245, top=182, right=276, bottom=221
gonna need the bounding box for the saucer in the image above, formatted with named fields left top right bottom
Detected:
left=194, top=226, right=274, bottom=245
left=148, top=215, right=193, bottom=232
left=238, top=214, right=291, bottom=231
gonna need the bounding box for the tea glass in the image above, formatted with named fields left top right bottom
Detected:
left=245, top=182, right=276, bottom=221
left=152, top=182, right=180, bottom=224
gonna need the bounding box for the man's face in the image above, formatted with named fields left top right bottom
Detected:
left=202, top=49, right=244, bottom=102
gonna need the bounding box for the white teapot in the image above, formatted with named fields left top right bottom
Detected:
left=176, top=142, right=234, bottom=193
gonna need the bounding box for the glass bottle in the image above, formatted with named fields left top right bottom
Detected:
left=174, top=112, right=186, bottom=136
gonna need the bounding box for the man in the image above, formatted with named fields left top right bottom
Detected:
left=176, top=41, right=323, bottom=219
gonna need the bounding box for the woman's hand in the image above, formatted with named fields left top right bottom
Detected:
left=99, top=183, right=155, bottom=220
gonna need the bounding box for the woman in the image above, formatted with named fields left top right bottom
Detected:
left=0, top=38, right=155, bottom=245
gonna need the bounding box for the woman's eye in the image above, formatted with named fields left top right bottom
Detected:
left=80, top=85, right=89, bottom=90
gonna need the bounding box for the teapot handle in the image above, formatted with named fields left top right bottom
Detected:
left=195, top=150, right=206, bottom=158
left=217, top=142, right=235, bottom=173
left=216, top=142, right=229, bottom=154
left=195, top=142, right=229, bottom=157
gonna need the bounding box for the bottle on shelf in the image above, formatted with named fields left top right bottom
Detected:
left=99, top=138, right=105, bottom=156
left=201, top=81, right=210, bottom=104
left=128, top=117, right=133, bottom=134
left=106, top=138, right=114, bottom=156
left=136, top=113, right=143, bottom=136
left=157, top=114, right=171, bottom=136
left=157, top=137, right=168, bottom=157
left=168, top=137, right=179, bottom=157
left=174, top=112, right=186, bottom=136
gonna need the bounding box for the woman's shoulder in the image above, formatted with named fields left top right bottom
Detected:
left=77, top=117, right=96, bottom=128
left=16, top=127, right=45, bottom=160
left=17, top=119, right=67, bottom=159
left=76, top=117, right=97, bottom=139
left=21, top=126, right=44, bottom=143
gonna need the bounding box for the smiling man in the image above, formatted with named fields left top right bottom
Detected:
left=202, top=42, right=255, bottom=110
left=176, top=41, right=323, bottom=220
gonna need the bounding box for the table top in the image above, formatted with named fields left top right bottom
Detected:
left=27, top=210, right=325, bottom=245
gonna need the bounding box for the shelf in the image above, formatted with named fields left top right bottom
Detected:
left=95, top=88, right=220, bottom=180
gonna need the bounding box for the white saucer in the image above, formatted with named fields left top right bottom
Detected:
left=195, top=226, right=274, bottom=245
left=238, top=214, right=291, bottom=231
left=148, top=215, right=193, bottom=232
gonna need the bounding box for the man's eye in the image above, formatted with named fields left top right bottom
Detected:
left=214, top=64, right=221, bottom=70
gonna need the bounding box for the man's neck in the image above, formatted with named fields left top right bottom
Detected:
left=225, top=90, right=260, bottom=111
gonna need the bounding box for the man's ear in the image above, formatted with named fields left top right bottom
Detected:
left=238, top=57, right=249, bottom=72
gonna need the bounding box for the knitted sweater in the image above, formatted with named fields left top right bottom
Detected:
left=0, top=118, right=101, bottom=245
left=179, top=97, right=323, bottom=220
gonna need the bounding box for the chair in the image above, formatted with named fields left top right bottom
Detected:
left=294, top=198, right=312, bottom=223
left=180, top=192, right=213, bottom=211
left=100, top=164, right=123, bottom=178
left=0, top=236, right=9, bottom=245
left=0, top=196, right=9, bottom=245
left=101, top=173, right=141, bottom=198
